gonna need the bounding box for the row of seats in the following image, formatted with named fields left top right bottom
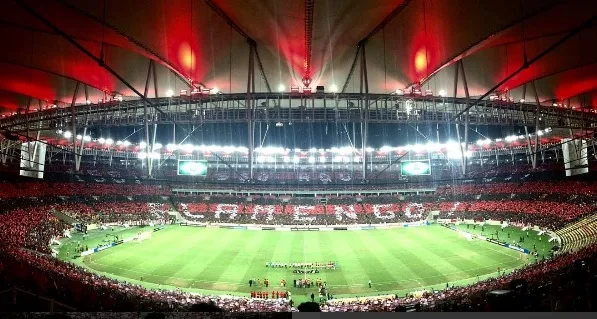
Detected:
left=0, top=182, right=170, bottom=198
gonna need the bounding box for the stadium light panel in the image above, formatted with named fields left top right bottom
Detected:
left=116, top=140, right=122, bottom=145
left=439, top=89, right=447, bottom=97
left=166, top=143, right=177, bottom=151
left=63, top=131, right=72, bottom=139
left=278, top=84, right=285, bottom=92
left=83, top=135, right=91, bottom=142
left=76, top=134, right=82, bottom=140
left=379, top=146, right=392, bottom=152
left=123, top=141, right=131, bottom=147
left=330, top=84, right=338, bottom=93
left=319, top=156, right=326, bottom=163
left=153, top=143, right=163, bottom=150
left=211, top=87, right=219, bottom=94
left=85, top=100, right=91, bottom=105
left=98, top=138, right=105, bottom=144
left=105, top=138, right=114, bottom=145
left=139, top=141, right=147, bottom=149
left=165, top=89, right=174, bottom=97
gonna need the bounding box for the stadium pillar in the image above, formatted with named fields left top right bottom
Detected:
left=247, top=43, right=256, bottom=180
left=143, top=61, right=153, bottom=177
left=0, top=140, right=8, bottom=164
left=70, top=82, right=80, bottom=172
left=461, top=61, right=470, bottom=176
left=360, top=43, right=369, bottom=181
left=531, top=81, right=541, bottom=169
left=453, top=61, right=469, bottom=176
left=75, top=85, right=90, bottom=172
left=521, top=84, right=536, bottom=169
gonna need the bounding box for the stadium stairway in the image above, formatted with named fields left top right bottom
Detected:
left=556, top=212, right=597, bottom=252
left=51, top=210, right=78, bottom=225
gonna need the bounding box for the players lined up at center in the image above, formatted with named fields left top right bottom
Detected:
left=265, top=261, right=337, bottom=269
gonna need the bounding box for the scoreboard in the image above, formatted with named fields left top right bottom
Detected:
left=177, top=160, right=208, bottom=176
left=400, top=160, right=431, bottom=176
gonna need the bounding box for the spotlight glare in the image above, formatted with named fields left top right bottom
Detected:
left=277, top=84, right=285, bottom=92
left=165, top=89, right=174, bottom=97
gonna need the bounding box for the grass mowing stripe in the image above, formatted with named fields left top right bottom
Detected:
left=64, top=225, right=538, bottom=300
left=411, top=229, right=483, bottom=278
left=378, top=228, right=449, bottom=286
left=240, top=231, right=272, bottom=291
left=345, top=231, right=397, bottom=289
left=318, top=231, right=352, bottom=292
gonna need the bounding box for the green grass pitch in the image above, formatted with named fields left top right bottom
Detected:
left=59, top=224, right=549, bottom=303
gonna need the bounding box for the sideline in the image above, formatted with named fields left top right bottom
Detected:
left=59, top=224, right=533, bottom=301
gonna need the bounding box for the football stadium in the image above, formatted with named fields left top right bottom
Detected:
left=0, top=0, right=597, bottom=314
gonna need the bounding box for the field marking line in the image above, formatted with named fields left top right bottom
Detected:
left=86, top=258, right=522, bottom=288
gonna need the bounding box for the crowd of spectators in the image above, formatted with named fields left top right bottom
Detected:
left=173, top=197, right=594, bottom=229
left=0, top=182, right=171, bottom=198
left=437, top=180, right=597, bottom=196
left=0, top=203, right=595, bottom=311
left=1, top=176, right=597, bottom=311
left=322, top=244, right=597, bottom=311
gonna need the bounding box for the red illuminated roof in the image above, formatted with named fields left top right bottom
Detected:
left=0, top=0, right=595, bottom=114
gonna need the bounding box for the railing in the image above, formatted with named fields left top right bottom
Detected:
left=0, top=287, right=76, bottom=311
left=2, top=93, right=596, bottom=131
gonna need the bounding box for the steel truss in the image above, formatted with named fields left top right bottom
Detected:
left=1, top=93, right=596, bottom=132
left=1, top=138, right=590, bottom=166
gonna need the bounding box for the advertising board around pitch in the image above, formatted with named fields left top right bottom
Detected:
left=177, top=160, right=208, bottom=176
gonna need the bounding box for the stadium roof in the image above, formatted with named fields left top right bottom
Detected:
left=0, top=0, right=595, bottom=115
